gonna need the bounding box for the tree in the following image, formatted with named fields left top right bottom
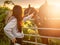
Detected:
left=0, top=6, right=10, bottom=45
left=4, top=0, right=15, bottom=6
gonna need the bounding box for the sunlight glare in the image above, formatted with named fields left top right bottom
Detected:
left=5, top=4, right=14, bottom=9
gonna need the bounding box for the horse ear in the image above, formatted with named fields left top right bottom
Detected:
left=28, top=4, right=31, bottom=8
left=45, top=0, right=48, bottom=4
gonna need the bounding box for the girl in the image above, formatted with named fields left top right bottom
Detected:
left=4, top=5, right=34, bottom=45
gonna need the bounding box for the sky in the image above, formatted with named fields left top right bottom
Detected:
left=0, top=0, right=45, bottom=8
left=0, top=0, right=60, bottom=8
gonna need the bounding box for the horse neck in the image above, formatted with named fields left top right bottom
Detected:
left=33, top=14, right=41, bottom=28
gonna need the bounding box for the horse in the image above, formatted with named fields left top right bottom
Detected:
left=24, top=2, right=60, bottom=45
left=24, top=6, right=49, bottom=45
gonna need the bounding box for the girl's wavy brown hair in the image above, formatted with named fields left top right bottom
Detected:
left=12, top=5, right=22, bottom=32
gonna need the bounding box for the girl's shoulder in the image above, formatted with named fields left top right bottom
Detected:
left=8, top=16, right=17, bottom=23
left=4, top=16, right=17, bottom=29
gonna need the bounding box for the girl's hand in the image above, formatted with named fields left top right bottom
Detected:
left=12, top=38, right=17, bottom=43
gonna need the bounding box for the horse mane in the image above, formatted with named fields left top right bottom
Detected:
left=24, top=7, right=37, bottom=17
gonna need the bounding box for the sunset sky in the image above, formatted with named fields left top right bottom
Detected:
left=0, top=0, right=45, bottom=8
left=0, top=0, right=60, bottom=8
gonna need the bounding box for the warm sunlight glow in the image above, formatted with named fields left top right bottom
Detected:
left=46, top=0, right=60, bottom=28
left=5, top=4, right=14, bottom=9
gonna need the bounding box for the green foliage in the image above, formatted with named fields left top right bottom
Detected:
left=0, top=6, right=10, bottom=45
left=23, top=20, right=41, bottom=45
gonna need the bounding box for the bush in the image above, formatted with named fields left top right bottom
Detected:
left=0, top=6, right=10, bottom=45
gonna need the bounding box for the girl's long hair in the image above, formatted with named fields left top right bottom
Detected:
left=12, top=5, right=22, bottom=32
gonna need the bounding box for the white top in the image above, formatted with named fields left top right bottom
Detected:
left=4, top=13, right=33, bottom=40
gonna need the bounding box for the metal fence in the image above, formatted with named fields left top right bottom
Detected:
left=23, top=27, right=60, bottom=45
